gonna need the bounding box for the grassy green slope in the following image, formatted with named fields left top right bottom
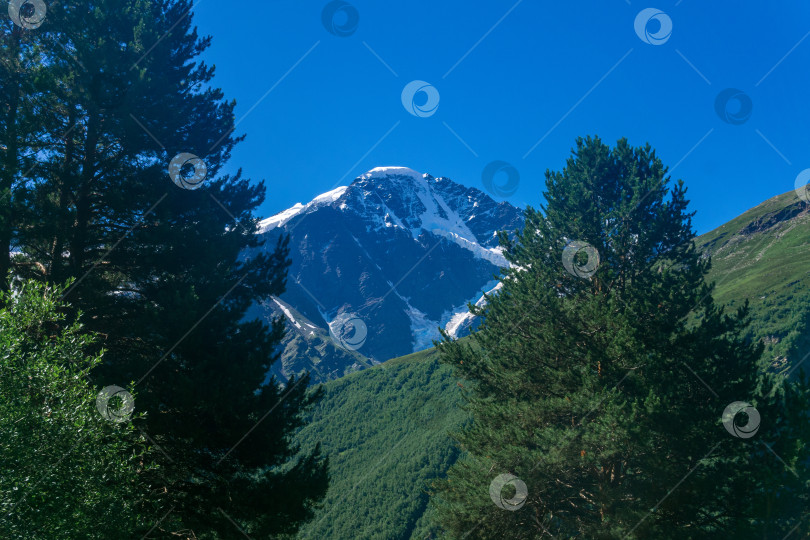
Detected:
left=294, top=190, right=810, bottom=539
left=696, top=189, right=810, bottom=370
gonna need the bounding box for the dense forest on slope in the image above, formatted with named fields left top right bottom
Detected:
left=295, top=349, right=465, bottom=539
left=294, top=187, right=810, bottom=539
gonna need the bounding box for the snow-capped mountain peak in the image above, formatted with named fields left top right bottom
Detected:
left=361, top=166, right=425, bottom=181
left=252, top=167, right=523, bottom=382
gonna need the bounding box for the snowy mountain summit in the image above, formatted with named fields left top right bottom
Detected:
left=252, top=167, right=523, bottom=382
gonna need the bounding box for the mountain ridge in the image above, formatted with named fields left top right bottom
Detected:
left=249, top=167, right=523, bottom=383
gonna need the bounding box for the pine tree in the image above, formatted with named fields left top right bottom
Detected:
left=2, top=1, right=327, bottom=536
left=0, top=9, right=54, bottom=292
left=432, top=136, right=810, bottom=539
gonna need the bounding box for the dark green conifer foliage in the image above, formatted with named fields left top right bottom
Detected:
left=433, top=137, right=810, bottom=539
left=1, top=1, right=327, bottom=536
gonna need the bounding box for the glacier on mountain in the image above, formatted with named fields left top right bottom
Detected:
left=252, top=166, right=523, bottom=381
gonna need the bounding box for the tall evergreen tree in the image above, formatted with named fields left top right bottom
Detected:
left=0, top=6, right=55, bottom=293
left=432, top=137, right=810, bottom=539
left=2, top=1, right=327, bottom=536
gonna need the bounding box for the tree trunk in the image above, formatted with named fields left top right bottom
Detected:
left=69, top=111, right=100, bottom=279
left=49, top=108, right=78, bottom=284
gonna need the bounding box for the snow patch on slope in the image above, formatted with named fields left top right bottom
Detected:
left=395, top=278, right=506, bottom=352
left=258, top=186, right=348, bottom=233
left=445, top=281, right=503, bottom=338
left=406, top=303, right=441, bottom=352
left=272, top=297, right=302, bottom=330
left=388, top=288, right=441, bottom=352
left=362, top=167, right=508, bottom=266
left=430, top=230, right=507, bottom=267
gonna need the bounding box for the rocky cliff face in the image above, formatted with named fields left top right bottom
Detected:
left=248, top=167, right=523, bottom=383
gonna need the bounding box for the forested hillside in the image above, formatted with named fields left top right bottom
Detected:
left=295, top=348, right=464, bottom=539
left=294, top=187, right=810, bottom=539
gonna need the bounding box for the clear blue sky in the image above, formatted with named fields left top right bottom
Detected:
left=192, top=1, right=810, bottom=234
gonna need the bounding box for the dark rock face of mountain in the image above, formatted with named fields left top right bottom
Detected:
left=250, top=167, right=523, bottom=383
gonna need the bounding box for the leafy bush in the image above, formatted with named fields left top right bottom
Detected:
left=0, top=280, right=153, bottom=539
